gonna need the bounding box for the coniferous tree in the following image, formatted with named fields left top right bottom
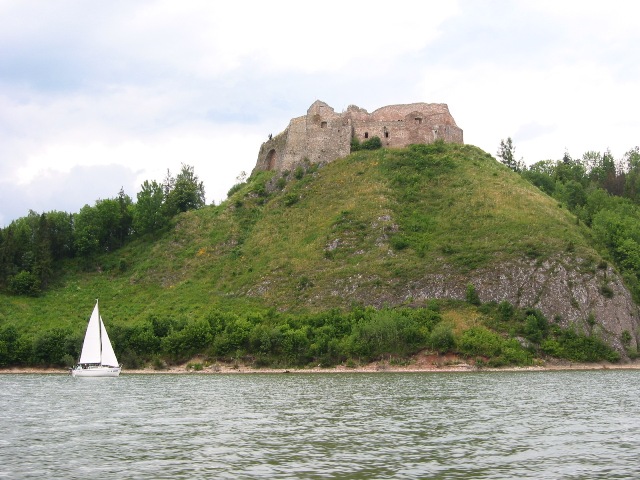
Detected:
left=497, top=137, right=523, bottom=172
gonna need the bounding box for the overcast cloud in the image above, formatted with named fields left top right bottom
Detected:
left=1, top=0, right=639, bottom=226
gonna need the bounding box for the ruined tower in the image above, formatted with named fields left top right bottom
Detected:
left=254, top=100, right=463, bottom=173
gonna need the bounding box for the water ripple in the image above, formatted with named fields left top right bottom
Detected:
left=1, top=371, right=639, bottom=479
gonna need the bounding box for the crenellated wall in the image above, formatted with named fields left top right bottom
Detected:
left=254, top=100, right=463, bottom=173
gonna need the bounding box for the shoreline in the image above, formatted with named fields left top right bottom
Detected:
left=3, top=356, right=640, bottom=375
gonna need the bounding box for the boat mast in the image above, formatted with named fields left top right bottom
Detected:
left=97, top=299, right=103, bottom=364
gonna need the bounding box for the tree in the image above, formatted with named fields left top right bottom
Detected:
left=32, top=328, right=76, bottom=366
left=0, top=325, right=30, bottom=366
left=496, top=137, right=523, bottom=172
left=164, top=164, right=206, bottom=216
left=559, top=180, right=587, bottom=210
left=584, top=150, right=623, bottom=195
left=623, top=147, right=640, bottom=202
left=73, top=190, right=135, bottom=255
left=134, top=180, right=167, bottom=235
left=522, top=160, right=557, bottom=195
left=555, top=157, right=587, bottom=186
left=32, top=213, right=53, bottom=289
left=162, top=168, right=175, bottom=197
left=45, top=211, right=75, bottom=260
left=115, top=188, right=134, bottom=245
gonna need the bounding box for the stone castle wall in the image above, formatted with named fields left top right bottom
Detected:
left=254, top=100, right=463, bottom=173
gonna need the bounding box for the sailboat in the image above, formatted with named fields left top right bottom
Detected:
left=71, top=300, right=121, bottom=377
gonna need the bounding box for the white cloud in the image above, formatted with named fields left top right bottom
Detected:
left=1, top=0, right=639, bottom=226
left=135, top=1, right=462, bottom=76
left=419, top=60, right=639, bottom=163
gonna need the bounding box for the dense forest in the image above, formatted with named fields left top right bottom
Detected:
left=0, top=164, right=205, bottom=296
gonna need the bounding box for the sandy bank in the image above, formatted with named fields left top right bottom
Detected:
left=2, top=354, right=640, bottom=375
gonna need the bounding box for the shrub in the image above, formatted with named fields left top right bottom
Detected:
left=346, top=309, right=425, bottom=360
left=495, top=339, right=533, bottom=366
left=524, top=312, right=548, bottom=344
left=8, top=271, right=41, bottom=296
left=350, top=135, right=381, bottom=151
left=465, top=283, right=481, bottom=305
left=162, top=318, right=213, bottom=360
left=390, top=235, right=410, bottom=251
left=32, top=328, right=76, bottom=366
left=428, top=321, right=455, bottom=353
left=457, top=326, right=504, bottom=357
left=361, top=136, right=382, bottom=150
left=497, top=301, right=514, bottom=321
left=281, top=328, right=311, bottom=365
left=297, top=276, right=313, bottom=290
left=542, top=328, right=620, bottom=363
left=600, top=284, right=614, bottom=298
left=227, top=182, right=244, bottom=198
left=283, top=193, right=299, bottom=206
left=541, top=338, right=564, bottom=357
left=152, top=356, right=167, bottom=370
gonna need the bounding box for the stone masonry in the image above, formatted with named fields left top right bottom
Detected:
left=254, top=100, right=463, bottom=173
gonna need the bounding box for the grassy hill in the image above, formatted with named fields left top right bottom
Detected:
left=0, top=142, right=634, bottom=367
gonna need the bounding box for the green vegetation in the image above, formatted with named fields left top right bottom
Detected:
left=0, top=142, right=633, bottom=369
left=519, top=145, right=640, bottom=301
left=0, top=163, right=206, bottom=296
left=0, top=300, right=619, bottom=369
left=351, top=135, right=382, bottom=152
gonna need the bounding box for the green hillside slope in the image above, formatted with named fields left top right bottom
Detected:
left=1, top=142, right=637, bottom=367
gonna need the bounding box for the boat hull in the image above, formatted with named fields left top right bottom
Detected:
left=71, top=366, right=121, bottom=377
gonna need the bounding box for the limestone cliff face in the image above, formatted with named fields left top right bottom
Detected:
left=413, top=257, right=636, bottom=351
left=317, top=256, right=639, bottom=353
left=254, top=100, right=463, bottom=174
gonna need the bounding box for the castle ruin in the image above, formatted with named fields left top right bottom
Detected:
left=254, top=100, right=463, bottom=173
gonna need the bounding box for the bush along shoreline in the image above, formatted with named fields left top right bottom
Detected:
left=0, top=300, right=625, bottom=371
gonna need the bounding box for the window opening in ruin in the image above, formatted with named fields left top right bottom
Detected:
left=364, top=132, right=369, bottom=139
left=321, top=121, right=327, bottom=128
left=266, top=149, right=277, bottom=170
left=415, top=117, right=422, bottom=125
left=384, top=131, right=389, bottom=138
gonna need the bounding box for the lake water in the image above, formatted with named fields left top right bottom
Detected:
left=1, top=370, right=639, bottom=479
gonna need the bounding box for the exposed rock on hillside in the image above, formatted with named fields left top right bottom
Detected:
left=407, top=256, right=636, bottom=352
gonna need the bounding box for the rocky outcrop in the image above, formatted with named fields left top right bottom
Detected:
left=373, top=256, right=638, bottom=352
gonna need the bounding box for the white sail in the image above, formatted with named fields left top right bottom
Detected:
left=99, top=316, right=119, bottom=367
left=72, top=300, right=121, bottom=377
left=78, top=302, right=102, bottom=364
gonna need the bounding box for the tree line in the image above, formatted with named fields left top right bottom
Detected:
left=0, top=164, right=205, bottom=295
left=498, top=139, right=640, bottom=301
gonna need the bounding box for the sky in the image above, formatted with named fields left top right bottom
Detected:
left=1, top=0, right=639, bottom=227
